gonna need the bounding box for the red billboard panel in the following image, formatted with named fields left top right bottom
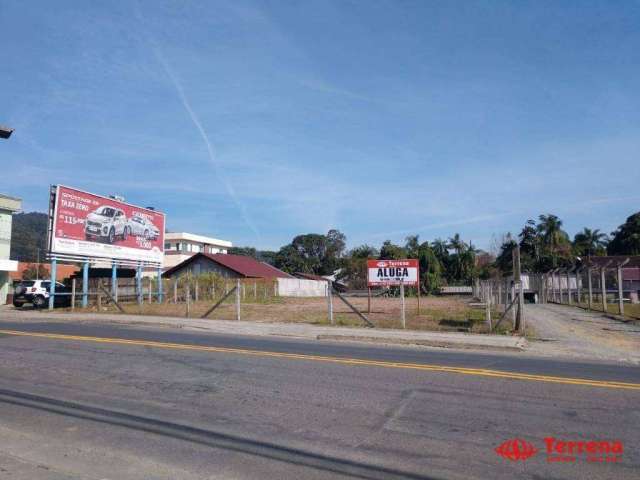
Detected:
left=50, top=185, right=165, bottom=264
left=367, top=259, right=419, bottom=287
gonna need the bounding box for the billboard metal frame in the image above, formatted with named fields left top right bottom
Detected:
left=46, top=185, right=166, bottom=310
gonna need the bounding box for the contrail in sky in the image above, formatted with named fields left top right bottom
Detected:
left=136, top=5, right=261, bottom=242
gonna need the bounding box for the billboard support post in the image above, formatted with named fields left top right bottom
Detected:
left=136, top=265, right=142, bottom=305
left=157, top=267, right=163, bottom=303
left=111, top=262, right=117, bottom=302
left=48, top=259, right=57, bottom=310
left=82, top=261, right=89, bottom=308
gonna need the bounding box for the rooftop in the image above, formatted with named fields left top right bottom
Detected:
left=0, top=193, right=22, bottom=212
left=165, top=231, right=232, bottom=248
left=163, top=253, right=293, bottom=279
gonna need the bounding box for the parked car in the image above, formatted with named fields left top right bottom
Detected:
left=13, top=280, right=72, bottom=309
left=128, top=216, right=160, bottom=240
left=85, top=205, right=129, bottom=243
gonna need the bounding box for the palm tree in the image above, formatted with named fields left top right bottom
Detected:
left=448, top=233, right=465, bottom=256
left=573, top=228, right=608, bottom=256
left=537, top=214, right=570, bottom=267
left=431, top=238, right=449, bottom=260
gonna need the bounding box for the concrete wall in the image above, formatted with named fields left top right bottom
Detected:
left=277, top=278, right=327, bottom=297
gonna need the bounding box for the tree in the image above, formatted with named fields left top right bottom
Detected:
left=228, top=246, right=278, bottom=265
left=573, top=228, right=608, bottom=257
left=22, top=264, right=49, bottom=280
left=536, top=214, right=571, bottom=268
left=338, top=245, right=378, bottom=290
left=274, top=230, right=347, bottom=275
left=379, top=240, right=406, bottom=260
left=608, top=212, right=640, bottom=255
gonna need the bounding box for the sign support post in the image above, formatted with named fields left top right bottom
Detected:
left=82, top=261, right=89, bottom=308
left=157, top=267, right=163, bottom=303
left=111, top=261, right=118, bottom=302
left=136, top=264, right=142, bottom=305
left=48, top=258, right=57, bottom=310
left=400, top=280, right=406, bottom=329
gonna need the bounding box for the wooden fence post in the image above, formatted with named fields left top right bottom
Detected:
left=195, top=280, right=199, bottom=302
left=235, top=279, right=241, bottom=321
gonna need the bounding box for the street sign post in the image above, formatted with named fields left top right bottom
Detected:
left=367, top=259, right=419, bottom=328
left=367, top=259, right=419, bottom=287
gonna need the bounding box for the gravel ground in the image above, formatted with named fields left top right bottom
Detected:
left=526, top=304, right=640, bottom=364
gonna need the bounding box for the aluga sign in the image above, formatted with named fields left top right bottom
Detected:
left=367, top=259, right=419, bottom=287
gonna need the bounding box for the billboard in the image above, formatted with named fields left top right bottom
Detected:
left=49, top=185, right=165, bottom=264
left=367, top=259, right=419, bottom=287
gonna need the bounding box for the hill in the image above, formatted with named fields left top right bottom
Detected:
left=10, top=212, right=48, bottom=262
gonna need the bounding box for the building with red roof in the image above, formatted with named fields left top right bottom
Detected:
left=162, top=253, right=293, bottom=279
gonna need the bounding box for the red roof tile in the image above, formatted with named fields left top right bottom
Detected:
left=163, top=253, right=293, bottom=279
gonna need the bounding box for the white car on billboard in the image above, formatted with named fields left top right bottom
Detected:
left=128, top=216, right=160, bottom=240
left=84, top=205, right=129, bottom=244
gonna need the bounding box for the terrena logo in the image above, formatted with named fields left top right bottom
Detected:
left=495, top=439, right=538, bottom=461
left=496, top=438, right=624, bottom=464
left=545, top=437, right=623, bottom=463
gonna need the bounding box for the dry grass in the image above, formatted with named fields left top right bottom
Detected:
left=66, top=295, right=510, bottom=334
left=574, top=301, right=640, bottom=321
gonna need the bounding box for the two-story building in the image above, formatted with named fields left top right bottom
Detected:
left=163, top=232, right=232, bottom=270
left=0, top=193, right=22, bottom=304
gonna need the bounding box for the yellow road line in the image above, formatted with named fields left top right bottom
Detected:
left=1, top=328, right=639, bottom=391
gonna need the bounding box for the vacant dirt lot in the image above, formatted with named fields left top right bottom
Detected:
left=63, top=295, right=505, bottom=333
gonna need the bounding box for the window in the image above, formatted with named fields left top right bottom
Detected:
left=164, top=242, right=170, bottom=250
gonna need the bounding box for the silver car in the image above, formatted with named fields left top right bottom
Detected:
left=85, top=206, right=129, bottom=243
left=128, top=216, right=160, bottom=240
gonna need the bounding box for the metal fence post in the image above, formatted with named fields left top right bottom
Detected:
left=587, top=267, right=593, bottom=310
left=601, top=267, right=607, bottom=313
left=327, top=281, right=334, bottom=325
left=186, top=282, right=191, bottom=317
left=617, top=265, right=624, bottom=316
left=518, top=281, right=525, bottom=333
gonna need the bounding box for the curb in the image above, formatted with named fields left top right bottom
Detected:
left=316, top=334, right=528, bottom=351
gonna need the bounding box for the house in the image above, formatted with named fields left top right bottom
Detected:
left=0, top=193, right=21, bottom=304
left=163, top=232, right=232, bottom=269
left=162, top=253, right=293, bottom=279
left=10, top=262, right=79, bottom=283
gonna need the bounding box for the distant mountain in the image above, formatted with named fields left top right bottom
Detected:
left=10, top=212, right=48, bottom=262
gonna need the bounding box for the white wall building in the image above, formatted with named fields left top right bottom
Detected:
left=163, top=232, right=232, bottom=269
left=0, top=194, right=21, bottom=304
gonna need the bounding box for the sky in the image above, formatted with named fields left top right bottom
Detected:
left=1, top=0, right=639, bottom=252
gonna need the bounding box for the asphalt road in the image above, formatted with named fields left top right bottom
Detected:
left=0, top=320, right=638, bottom=480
